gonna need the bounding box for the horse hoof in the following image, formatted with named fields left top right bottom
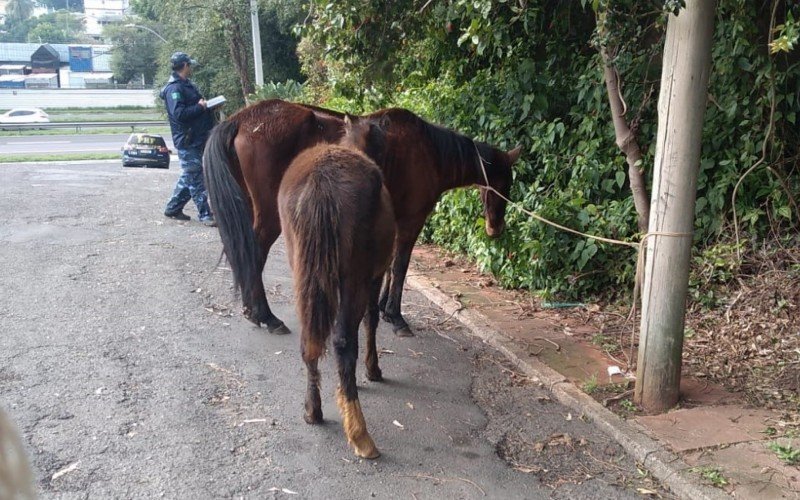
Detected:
left=268, top=322, right=292, bottom=335
left=366, top=369, right=383, bottom=382
left=304, top=412, right=323, bottom=425
left=353, top=437, right=380, bottom=459
left=356, top=447, right=381, bottom=460
left=393, top=326, right=414, bottom=337
left=244, top=313, right=262, bottom=327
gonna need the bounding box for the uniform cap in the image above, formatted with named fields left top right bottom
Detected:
left=170, top=52, right=197, bottom=67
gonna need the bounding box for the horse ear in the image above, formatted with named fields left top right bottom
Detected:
left=507, top=146, right=522, bottom=164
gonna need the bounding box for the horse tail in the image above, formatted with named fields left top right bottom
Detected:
left=289, top=170, right=341, bottom=359
left=203, top=120, right=261, bottom=300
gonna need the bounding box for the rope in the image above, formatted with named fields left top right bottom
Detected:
left=475, top=147, right=691, bottom=370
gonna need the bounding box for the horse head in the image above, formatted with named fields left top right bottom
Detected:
left=479, top=145, right=521, bottom=238
left=342, top=113, right=391, bottom=166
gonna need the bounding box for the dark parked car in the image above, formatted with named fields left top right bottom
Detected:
left=122, top=133, right=171, bottom=169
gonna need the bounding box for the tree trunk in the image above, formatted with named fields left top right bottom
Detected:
left=223, top=4, right=254, bottom=99
left=634, top=0, right=716, bottom=413
left=601, top=50, right=650, bottom=233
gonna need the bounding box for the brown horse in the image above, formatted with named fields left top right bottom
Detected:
left=0, top=408, right=34, bottom=500
left=279, top=115, right=395, bottom=458
left=204, top=99, right=520, bottom=336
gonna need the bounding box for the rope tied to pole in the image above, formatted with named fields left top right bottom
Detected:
left=474, top=146, right=691, bottom=369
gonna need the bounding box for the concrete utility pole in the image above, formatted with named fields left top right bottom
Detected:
left=250, top=0, right=264, bottom=87
left=634, top=0, right=716, bottom=413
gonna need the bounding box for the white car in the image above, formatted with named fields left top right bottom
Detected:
left=0, top=108, right=50, bottom=125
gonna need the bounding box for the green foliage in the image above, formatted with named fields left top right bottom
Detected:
left=104, top=23, right=161, bottom=85
left=249, top=80, right=304, bottom=102
left=130, top=0, right=304, bottom=108
left=688, top=242, right=742, bottom=308
left=300, top=0, right=800, bottom=299
left=768, top=441, right=800, bottom=465
left=258, top=0, right=304, bottom=84
left=581, top=374, right=599, bottom=394
left=693, top=466, right=729, bottom=488
left=619, top=398, right=636, bottom=413
left=1, top=10, right=86, bottom=43
left=771, top=11, right=799, bottom=53
left=3, top=0, right=34, bottom=24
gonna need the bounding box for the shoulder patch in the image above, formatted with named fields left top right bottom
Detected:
left=170, top=91, right=182, bottom=100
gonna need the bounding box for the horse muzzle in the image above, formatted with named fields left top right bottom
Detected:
left=485, top=219, right=505, bottom=238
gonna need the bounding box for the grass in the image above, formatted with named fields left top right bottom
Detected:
left=590, top=333, right=620, bottom=352
left=581, top=374, right=599, bottom=394
left=0, top=127, right=171, bottom=137
left=46, top=105, right=155, bottom=112
left=692, top=466, right=729, bottom=488
left=1, top=106, right=158, bottom=113
left=50, top=112, right=164, bottom=123
left=1, top=107, right=164, bottom=125
left=0, top=152, right=121, bottom=163
left=768, top=441, right=800, bottom=465
left=619, top=399, right=636, bottom=413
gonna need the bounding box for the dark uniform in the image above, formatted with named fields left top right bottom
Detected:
left=161, top=52, right=215, bottom=223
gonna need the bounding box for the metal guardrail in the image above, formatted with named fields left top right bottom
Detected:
left=0, top=121, right=167, bottom=132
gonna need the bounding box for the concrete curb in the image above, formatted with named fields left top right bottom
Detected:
left=407, top=273, right=730, bottom=500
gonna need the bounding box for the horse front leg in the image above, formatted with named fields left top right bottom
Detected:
left=363, top=278, right=383, bottom=381
left=334, top=296, right=379, bottom=459
left=245, top=219, right=291, bottom=335
left=378, top=270, right=391, bottom=314
left=382, top=228, right=421, bottom=337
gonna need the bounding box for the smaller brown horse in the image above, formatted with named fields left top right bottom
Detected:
left=0, top=408, right=34, bottom=500
left=278, top=115, right=395, bottom=459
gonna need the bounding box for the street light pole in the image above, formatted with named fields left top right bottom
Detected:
left=124, top=24, right=167, bottom=43
left=249, top=0, right=264, bottom=87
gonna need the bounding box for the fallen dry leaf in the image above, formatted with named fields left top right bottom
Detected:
left=636, top=488, right=660, bottom=497
left=267, top=487, right=299, bottom=495
left=52, top=461, right=80, bottom=481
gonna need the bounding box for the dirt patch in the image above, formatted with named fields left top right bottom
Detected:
left=413, top=242, right=800, bottom=421
left=470, top=351, right=665, bottom=496
left=682, top=245, right=800, bottom=412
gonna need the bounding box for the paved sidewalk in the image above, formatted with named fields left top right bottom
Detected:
left=408, top=246, right=800, bottom=499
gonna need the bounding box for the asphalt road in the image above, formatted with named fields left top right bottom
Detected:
left=0, top=134, right=174, bottom=155
left=0, top=161, right=655, bottom=499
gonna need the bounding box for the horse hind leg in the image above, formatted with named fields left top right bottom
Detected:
left=248, top=221, right=291, bottom=335
left=302, top=342, right=324, bottom=424
left=363, top=277, right=383, bottom=382
left=336, top=387, right=378, bottom=459
left=334, top=297, right=379, bottom=459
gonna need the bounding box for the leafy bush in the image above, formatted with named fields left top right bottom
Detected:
left=249, top=80, right=305, bottom=102
left=303, top=0, right=799, bottom=299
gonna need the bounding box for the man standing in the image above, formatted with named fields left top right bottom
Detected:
left=160, top=51, right=216, bottom=226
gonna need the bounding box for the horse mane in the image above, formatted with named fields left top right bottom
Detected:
left=380, top=108, right=493, bottom=184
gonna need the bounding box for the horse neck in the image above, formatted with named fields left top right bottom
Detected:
left=440, top=143, right=493, bottom=190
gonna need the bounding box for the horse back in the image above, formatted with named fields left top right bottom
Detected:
left=230, top=100, right=345, bottom=207
left=280, top=145, right=392, bottom=272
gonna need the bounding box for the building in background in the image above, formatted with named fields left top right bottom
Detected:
left=83, top=0, right=130, bottom=38
left=0, top=43, right=115, bottom=88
